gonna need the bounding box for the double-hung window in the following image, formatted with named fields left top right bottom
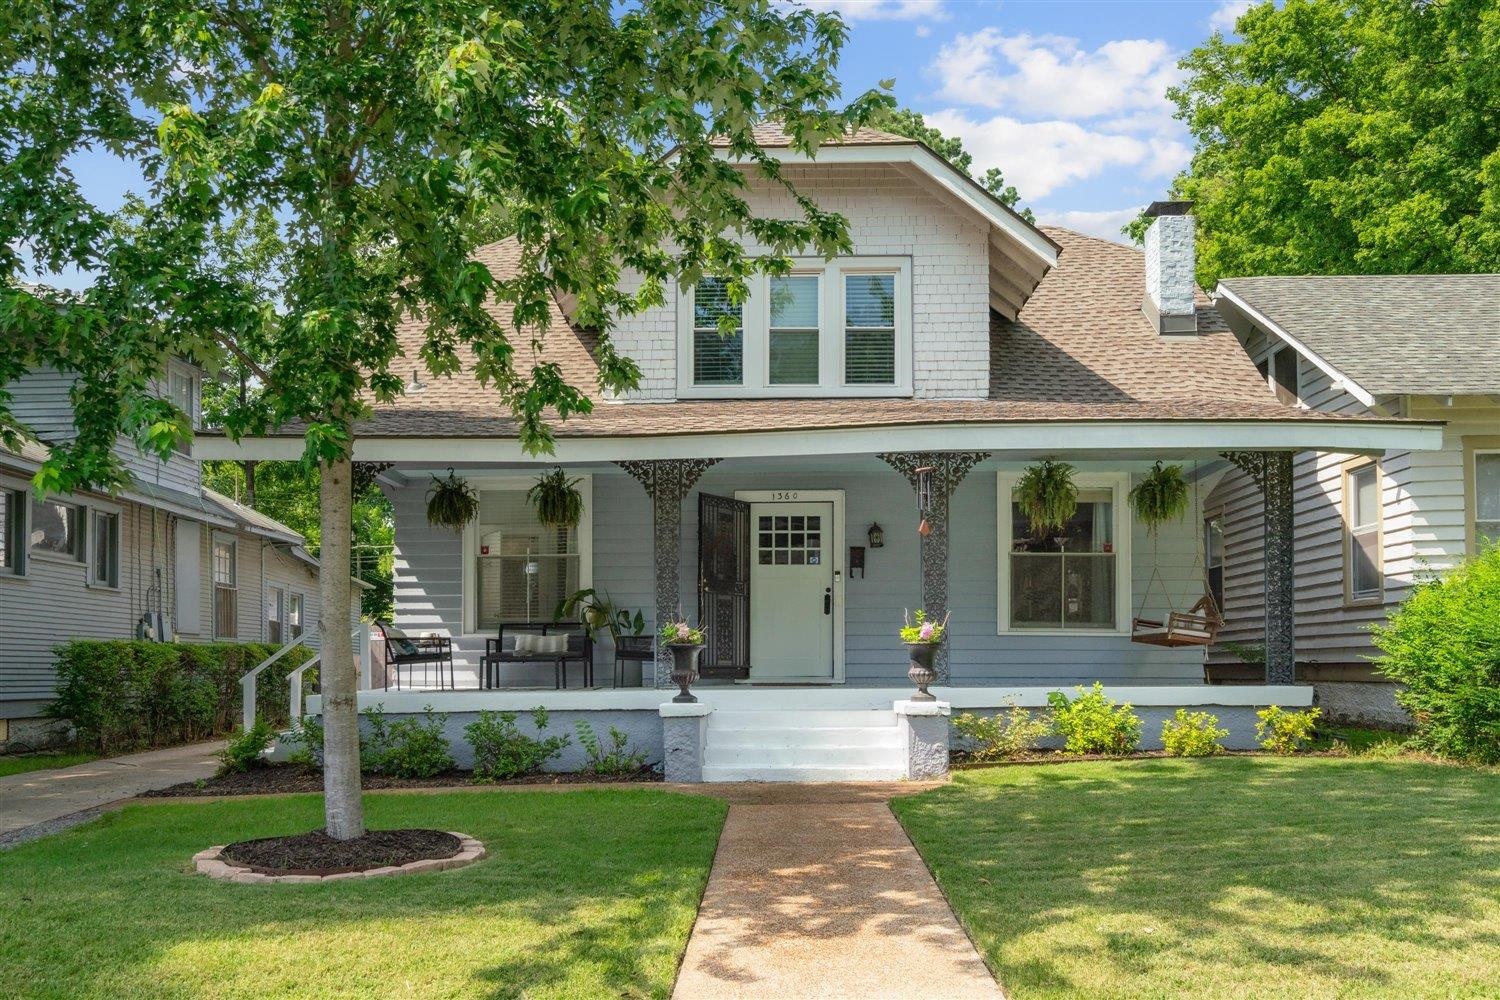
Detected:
left=288, top=593, right=305, bottom=640
left=0, top=486, right=24, bottom=575
left=680, top=258, right=911, bottom=397
left=1344, top=461, right=1382, bottom=604
left=997, top=472, right=1129, bottom=633
left=267, top=587, right=285, bottom=645
left=1473, top=450, right=1499, bottom=546
left=213, top=537, right=237, bottom=638
left=167, top=365, right=199, bottom=455
left=89, top=510, right=119, bottom=588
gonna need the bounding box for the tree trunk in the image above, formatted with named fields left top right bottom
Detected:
left=319, top=455, right=364, bottom=839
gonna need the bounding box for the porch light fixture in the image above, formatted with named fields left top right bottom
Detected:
left=867, top=523, right=885, bottom=548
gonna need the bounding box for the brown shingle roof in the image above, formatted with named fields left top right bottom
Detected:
left=348, top=229, right=1353, bottom=439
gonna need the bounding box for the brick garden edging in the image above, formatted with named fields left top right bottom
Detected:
left=193, top=832, right=485, bottom=883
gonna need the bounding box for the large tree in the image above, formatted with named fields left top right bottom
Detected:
left=1, top=0, right=887, bottom=838
left=1127, top=0, right=1499, bottom=284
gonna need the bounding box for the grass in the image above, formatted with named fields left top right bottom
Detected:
left=892, top=757, right=1500, bottom=1000
left=0, top=750, right=99, bottom=777
left=1311, top=724, right=1408, bottom=753
left=0, top=789, right=727, bottom=999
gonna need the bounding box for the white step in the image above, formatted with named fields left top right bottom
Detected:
left=704, top=744, right=904, bottom=768
left=709, top=726, right=905, bottom=750
left=710, top=709, right=898, bottom=730
left=701, top=764, right=908, bottom=783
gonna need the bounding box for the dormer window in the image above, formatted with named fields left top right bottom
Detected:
left=678, top=257, right=912, bottom=398
left=167, top=363, right=200, bottom=454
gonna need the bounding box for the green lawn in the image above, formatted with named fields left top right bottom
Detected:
left=0, top=789, right=726, bottom=999
left=893, top=757, right=1500, bottom=1000
left=0, top=750, right=99, bottom=777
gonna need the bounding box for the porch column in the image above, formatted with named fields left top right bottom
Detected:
left=1223, top=450, right=1296, bottom=684
left=617, top=459, right=721, bottom=688
left=877, top=451, right=991, bottom=683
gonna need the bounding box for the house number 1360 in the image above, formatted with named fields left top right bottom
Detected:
left=771, top=491, right=799, bottom=501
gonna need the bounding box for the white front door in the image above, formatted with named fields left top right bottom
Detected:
left=748, top=501, right=835, bottom=680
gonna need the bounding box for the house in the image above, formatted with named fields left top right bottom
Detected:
left=1206, top=275, right=1500, bottom=726
left=199, top=128, right=1441, bottom=780
left=0, top=358, right=332, bottom=748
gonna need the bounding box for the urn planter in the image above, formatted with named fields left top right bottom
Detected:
left=905, top=641, right=940, bottom=702
left=667, top=643, right=705, bottom=703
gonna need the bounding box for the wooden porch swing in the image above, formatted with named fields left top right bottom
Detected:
left=1131, top=461, right=1223, bottom=648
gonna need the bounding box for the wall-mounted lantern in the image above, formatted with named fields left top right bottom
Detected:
left=867, top=522, right=885, bottom=549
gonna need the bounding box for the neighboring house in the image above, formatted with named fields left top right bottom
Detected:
left=1206, top=276, right=1500, bottom=725
left=0, top=360, right=330, bottom=747
left=202, top=128, right=1441, bottom=781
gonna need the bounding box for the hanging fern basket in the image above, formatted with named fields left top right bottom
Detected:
left=1014, top=459, right=1078, bottom=537
left=528, top=468, right=584, bottom=528
left=426, top=470, right=479, bottom=532
left=1129, top=461, right=1189, bottom=535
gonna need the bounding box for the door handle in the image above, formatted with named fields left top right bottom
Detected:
left=824, top=587, right=832, bottom=615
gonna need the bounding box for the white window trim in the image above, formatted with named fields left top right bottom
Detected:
left=0, top=474, right=31, bottom=580
left=1260, top=341, right=1306, bottom=409
left=676, top=256, right=913, bottom=399
left=459, top=474, right=593, bottom=637
left=86, top=503, right=124, bottom=590
left=996, top=470, right=1133, bottom=636
left=167, top=361, right=201, bottom=454
left=212, top=532, right=239, bottom=639
left=1342, top=459, right=1384, bottom=606
left=28, top=495, right=90, bottom=567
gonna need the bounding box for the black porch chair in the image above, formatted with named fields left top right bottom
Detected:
left=374, top=622, right=455, bottom=690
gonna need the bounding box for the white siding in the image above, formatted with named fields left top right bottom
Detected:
left=608, top=164, right=992, bottom=401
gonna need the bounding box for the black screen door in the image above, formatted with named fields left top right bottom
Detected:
left=698, top=492, right=750, bottom=678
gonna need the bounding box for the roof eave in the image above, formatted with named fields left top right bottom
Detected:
left=1213, top=283, right=1377, bottom=408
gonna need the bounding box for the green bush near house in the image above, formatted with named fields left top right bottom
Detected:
left=953, top=704, right=1052, bottom=761
left=365, top=705, right=455, bottom=778
left=1373, top=543, right=1500, bottom=764
left=216, top=719, right=277, bottom=774
left=48, top=640, right=313, bottom=754
left=1161, top=708, right=1228, bottom=757
left=1256, top=705, right=1321, bottom=755
left=466, top=708, right=570, bottom=782
left=1047, top=683, right=1142, bottom=755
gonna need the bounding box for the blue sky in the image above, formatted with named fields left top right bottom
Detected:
left=811, top=0, right=1251, bottom=239
left=31, top=1, right=1250, bottom=288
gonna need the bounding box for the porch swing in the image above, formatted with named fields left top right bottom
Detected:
left=1131, top=461, right=1224, bottom=647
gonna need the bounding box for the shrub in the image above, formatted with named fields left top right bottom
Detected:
left=1372, top=543, right=1500, bottom=763
left=1047, top=683, right=1141, bottom=755
left=1256, top=706, right=1321, bottom=754
left=574, top=720, right=648, bottom=776
left=217, top=719, right=276, bottom=774
left=47, top=640, right=309, bottom=753
left=466, top=708, right=570, bottom=781
left=285, top=715, right=325, bottom=769
left=366, top=705, right=454, bottom=778
left=1160, top=709, right=1228, bottom=757
left=953, top=705, right=1051, bottom=761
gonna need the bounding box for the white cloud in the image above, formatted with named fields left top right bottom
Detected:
left=1208, top=1, right=1253, bottom=33
left=932, top=29, right=1184, bottom=119
left=1035, top=206, right=1144, bottom=243
left=924, top=110, right=1190, bottom=199
left=794, top=0, right=948, bottom=22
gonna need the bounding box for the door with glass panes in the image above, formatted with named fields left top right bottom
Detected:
left=747, top=501, right=835, bottom=680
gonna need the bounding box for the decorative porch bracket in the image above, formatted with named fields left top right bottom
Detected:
left=1222, top=450, right=1296, bottom=685
left=877, top=451, right=991, bottom=683
left=617, top=459, right=722, bottom=688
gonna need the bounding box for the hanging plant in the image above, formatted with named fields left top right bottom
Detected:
left=425, top=469, right=479, bottom=532
left=1129, top=461, right=1189, bottom=534
left=1015, top=459, right=1078, bottom=537
left=528, top=468, right=584, bottom=528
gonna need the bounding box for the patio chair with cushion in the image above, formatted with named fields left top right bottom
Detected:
left=483, top=622, right=594, bottom=690
left=375, top=622, right=455, bottom=690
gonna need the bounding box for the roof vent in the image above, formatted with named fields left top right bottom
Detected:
left=1142, top=201, right=1198, bottom=335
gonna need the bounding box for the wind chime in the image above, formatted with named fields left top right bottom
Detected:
left=915, top=465, right=935, bottom=536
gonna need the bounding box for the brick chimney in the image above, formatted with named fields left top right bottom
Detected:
left=1141, top=200, right=1198, bottom=335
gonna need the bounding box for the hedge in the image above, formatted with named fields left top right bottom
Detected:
left=48, top=640, right=315, bottom=754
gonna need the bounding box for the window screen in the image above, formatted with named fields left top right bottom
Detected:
left=693, top=278, right=743, bottom=385
left=768, top=275, right=820, bottom=385
left=844, top=273, right=896, bottom=385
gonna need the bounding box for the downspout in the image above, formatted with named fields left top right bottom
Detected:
left=260, top=540, right=267, bottom=642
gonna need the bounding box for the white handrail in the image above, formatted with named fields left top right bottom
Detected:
left=286, top=652, right=321, bottom=724
left=240, top=635, right=310, bottom=730
left=240, top=625, right=372, bottom=731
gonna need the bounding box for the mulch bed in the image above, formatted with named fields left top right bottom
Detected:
left=220, top=828, right=461, bottom=876
left=142, top=764, right=661, bottom=798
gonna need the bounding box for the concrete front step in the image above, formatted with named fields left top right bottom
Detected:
left=700, top=764, right=908, bottom=783
left=704, top=744, right=905, bottom=768
left=709, top=709, right=899, bottom=730
left=709, top=726, right=906, bottom=750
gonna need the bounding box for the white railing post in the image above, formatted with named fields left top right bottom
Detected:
left=357, top=621, right=372, bottom=690
left=286, top=651, right=321, bottom=726
left=239, top=634, right=310, bottom=731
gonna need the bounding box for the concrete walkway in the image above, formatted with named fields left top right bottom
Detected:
left=673, top=785, right=1003, bottom=999
left=0, top=742, right=223, bottom=848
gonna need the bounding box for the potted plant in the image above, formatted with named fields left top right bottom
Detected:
left=527, top=468, right=584, bottom=528
left=425, top=469, right=479, bottom=531
left=899, top=609, right=949, bottom=702
left=1015, top=459, right=1078, bottom=537
left=1129, top=461, right=1189, bottom=534
left=555, top=588, right=646, bottom=644
left=658, top=619, right=705, bottom=704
